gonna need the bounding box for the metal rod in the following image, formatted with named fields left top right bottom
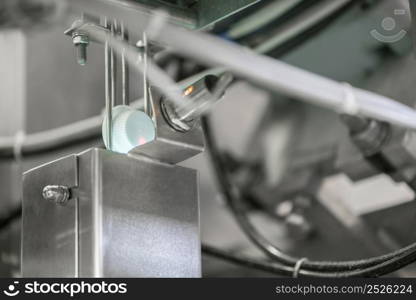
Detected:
left=110, top=20, right=117, bottom=108
left=141, top=32, right=152, bottom=117
left=84, top=25, right=186, bottom=111
left=104, top=17, right=112, bottom=150
left=121, top=22, right=130, bottom=106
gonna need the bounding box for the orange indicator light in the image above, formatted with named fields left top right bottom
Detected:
left=184, top=85, right=194, bottom=96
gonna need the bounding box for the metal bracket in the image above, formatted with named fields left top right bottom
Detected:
left=128, top=87, right=205, bottom=164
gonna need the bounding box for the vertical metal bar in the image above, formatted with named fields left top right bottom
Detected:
left=104, top=17, right=112, bottom=150
left=142, top=32, right=151, bottom=117
left=75, top=197, right=79, bottom=278
left=110, top=20, right=117, bottom=108
left=121, top=22, right=130, bottom=106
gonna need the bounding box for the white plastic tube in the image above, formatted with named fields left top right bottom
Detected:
left=149, top=19, right=416, bottom=130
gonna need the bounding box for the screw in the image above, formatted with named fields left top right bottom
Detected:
left=72, top=32, right=89, bottom=66
left=42, top=185, right=71, bottom=205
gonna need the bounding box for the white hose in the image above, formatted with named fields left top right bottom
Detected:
left=148, top=18, right=416, bottom=130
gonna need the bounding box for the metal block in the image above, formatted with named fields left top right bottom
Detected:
left=22, top=148, right=201, bottom=277
left=129, top=89, right=204, bottom=164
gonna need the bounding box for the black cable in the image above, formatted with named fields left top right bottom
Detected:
left=202, top=243, right=416, bottom=278
left=202, top=244, right=293, bottom=277
left=201, top=115, right=416, bottom=277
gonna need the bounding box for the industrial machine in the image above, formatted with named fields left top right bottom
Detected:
left=1, top=0, right=416, bottom=278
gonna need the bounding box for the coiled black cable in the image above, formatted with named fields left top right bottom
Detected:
left=201, top=115, right=416, bottom=277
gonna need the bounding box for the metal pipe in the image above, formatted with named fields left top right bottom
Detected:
left=141, top=32, right=152, bottom=117
left=121, top=22, right=130, bottom=106
left=110, top=20, right=117, bottom=108
left=84, top=26, right=186, bottom=110
left=104, top=17, right=112, bottom=150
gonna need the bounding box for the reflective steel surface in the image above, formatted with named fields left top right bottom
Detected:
left=22, top=148, right=200, bottom=277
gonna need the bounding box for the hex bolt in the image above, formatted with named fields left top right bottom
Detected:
left=42, top=185, right=71, bottom=205
left=72, top=32, right=89, bottom=66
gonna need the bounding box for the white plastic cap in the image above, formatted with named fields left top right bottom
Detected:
left=102, top=105, right=156, bottom=154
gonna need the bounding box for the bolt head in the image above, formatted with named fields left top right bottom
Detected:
left=42, top=185, right=71, bottom=205
left=72, top=34, right=89, bottom=46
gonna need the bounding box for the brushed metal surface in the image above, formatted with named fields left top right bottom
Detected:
left=22, top=154, right=78, bottom=277
left=129, top=89, right=204, bottom=164
left=77, top=148, right=200, bottom=277
left=22, top=148, right=200, bottom=277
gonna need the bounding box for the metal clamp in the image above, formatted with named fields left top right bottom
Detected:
left=293, top=257, right=308, bottom=278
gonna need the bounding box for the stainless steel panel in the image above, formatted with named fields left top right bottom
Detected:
left=77, top=148, right=200, bottom=277
left=22, top=148, right=200, bottom=277
left=22, top=154, right=78, bottom=277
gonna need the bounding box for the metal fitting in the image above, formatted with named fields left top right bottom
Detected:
left=161, top=99, right=195, bottom=132
left=42, top=185, right=71, bottom=205
left=341, top=115, right=391, bottom=156
left=161, top=73, right=233, bottom=132
left=72, top=32, right=89, bottom=66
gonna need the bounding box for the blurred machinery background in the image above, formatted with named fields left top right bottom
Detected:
left=1, top=0, right=416, bottom=277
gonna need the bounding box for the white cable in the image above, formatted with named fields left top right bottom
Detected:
left=340, top=82, right=359, bottom=115
left=13, top=130, right=25, bottom=162
left=148, top=20, right=416, bottom=131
